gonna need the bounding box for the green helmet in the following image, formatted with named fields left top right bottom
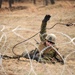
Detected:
left=46, top=34, right=56, bottom=44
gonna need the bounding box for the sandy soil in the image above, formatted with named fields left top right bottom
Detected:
left=0, top=1, right=75, bottom=75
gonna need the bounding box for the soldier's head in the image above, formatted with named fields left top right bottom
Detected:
left=45, top=34, right=56, bottom=44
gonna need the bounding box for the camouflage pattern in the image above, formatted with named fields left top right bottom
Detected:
left=40, top=21, right=47, bottom=41
left=39, top=15, right=57, bottom=62
left=40, top=15, right=51, bottom=41
left=38, top=41, right=57, bottom=59
left=24, top=15, right=58, bottom=63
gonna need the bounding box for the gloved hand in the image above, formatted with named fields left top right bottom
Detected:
left=43, top=15, right=51, bottom=22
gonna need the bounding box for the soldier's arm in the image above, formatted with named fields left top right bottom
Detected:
left=40, top=15, right=51, bottom=41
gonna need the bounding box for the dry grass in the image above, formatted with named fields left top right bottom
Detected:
left=0, top=1, right=75, bottom=75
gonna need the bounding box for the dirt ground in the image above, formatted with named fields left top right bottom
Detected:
left=0, top=1, right=75, bottom=75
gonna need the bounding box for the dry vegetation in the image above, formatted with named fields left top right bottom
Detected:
left=0, top=1, right=75, bottom=75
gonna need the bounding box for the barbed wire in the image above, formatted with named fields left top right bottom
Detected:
left=12, top=22, right=74, bottom=56
left=0, top=22, right=75, bottom=75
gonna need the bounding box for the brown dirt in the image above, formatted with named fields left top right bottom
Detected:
left=0, top=1, right=75, bottom=75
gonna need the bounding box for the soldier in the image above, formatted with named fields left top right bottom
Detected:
left=38, top=34, right=58, bottom=63
left=38, top=15, right=58, bottom=63
left=23, top=15, right=64, bottom=64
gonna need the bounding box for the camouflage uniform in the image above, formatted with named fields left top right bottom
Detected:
left=39, top=42, right=56, bottom=58
left=38, top=15, right=58, bottom=63
left=24, top=15, right=58, bottom=63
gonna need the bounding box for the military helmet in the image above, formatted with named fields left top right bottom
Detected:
left=46, top=34, right=56, bottom=44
